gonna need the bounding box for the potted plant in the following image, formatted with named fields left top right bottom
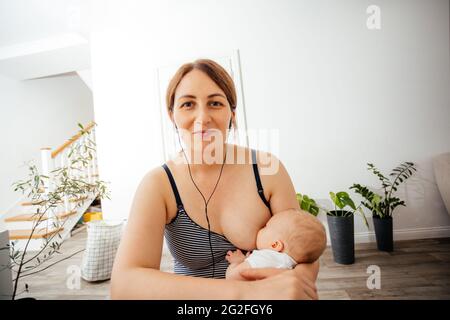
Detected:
left=351, top=162, right=416, bottom=252
left=1, top=123, right=110, bottom=300
left=324, top=191, right=369, bottom=265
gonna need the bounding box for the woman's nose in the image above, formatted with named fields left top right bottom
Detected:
left=194, top=105, right=212, bottom=125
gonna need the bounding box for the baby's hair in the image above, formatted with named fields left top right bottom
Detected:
left=285, top=211, right=327, bottom=263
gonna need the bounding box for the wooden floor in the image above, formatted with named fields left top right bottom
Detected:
left=15, top=229, right=450, bottom=300
left=318, top=238, right=450, bottom=299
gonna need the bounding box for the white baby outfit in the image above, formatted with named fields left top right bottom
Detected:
left=245, top=249, right=297, bottom=269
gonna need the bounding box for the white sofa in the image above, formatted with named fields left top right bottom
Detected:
left=433, top=152, right=450, bottom=216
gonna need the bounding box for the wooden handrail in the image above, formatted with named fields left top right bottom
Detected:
left=51, top=121, right=96, bottom=158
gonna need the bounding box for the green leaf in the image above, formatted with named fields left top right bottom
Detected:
left=336, top=191, right=356, bottom=210
left=329, top=192, right=340, bottom=208
left=330, top=191, right=356, bottom=211
left=358, top=207, right=369, bottom=229
left=296, top=193, right=320, bottom=216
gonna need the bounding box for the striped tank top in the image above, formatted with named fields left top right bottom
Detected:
left=162, top=149, right=272, bottom=279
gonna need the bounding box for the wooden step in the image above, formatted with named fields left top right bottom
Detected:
left=85, top=174, right=99, bottom=178
left=21, top=195, right=88, bottom=206
left=20, top=200, right=46, bottom=206
left=9, top=227, right=64, bottom=240
left=67, top=195, right=88, bottom=203
left=5, top=210, right=77, bottom=222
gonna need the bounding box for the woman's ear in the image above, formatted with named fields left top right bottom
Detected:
left=169, top=110, right=176, bottom=128
left=231, top=110, right=236, bottom=128
left=271, top=240, right=284, bottom=252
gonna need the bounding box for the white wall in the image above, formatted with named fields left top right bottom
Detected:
left=91, top=0, right=450, bottom=241
left=0, top=73, right=94, bottom=217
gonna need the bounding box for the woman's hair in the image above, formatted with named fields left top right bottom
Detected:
left=166, top=59, right=237, bottom=124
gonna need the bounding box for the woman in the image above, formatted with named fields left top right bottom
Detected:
left=110, top=59, right=322, bottom=299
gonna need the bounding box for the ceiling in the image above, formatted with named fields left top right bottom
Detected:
left=0, top=0, right=92, bottom=81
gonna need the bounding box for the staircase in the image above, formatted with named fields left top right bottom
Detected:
left=1, top=121, right=100, bottom=251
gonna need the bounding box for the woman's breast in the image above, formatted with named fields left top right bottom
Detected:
left=219, top=200, right=271, bottom=251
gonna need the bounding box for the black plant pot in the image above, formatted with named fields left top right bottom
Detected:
left=327, top=212, right=355, bottom=265
left=373, top=215, right=393, bottom=252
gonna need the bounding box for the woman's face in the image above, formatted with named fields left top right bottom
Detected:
left=171, top=69, right=234, bottom=158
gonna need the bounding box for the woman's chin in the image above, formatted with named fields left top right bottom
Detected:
left=188, top=143, right=226, bottom=163
left=192, top=139, right=222, bottom=150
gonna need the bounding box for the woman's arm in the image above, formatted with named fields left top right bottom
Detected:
left=225, top=261, right=252, bottom=281
left=238, top=261, right=320, bottom=299
left=257, top=151, right=301, bottom=213
left=239, top=267, right=319, bottom=300
left=111, top=164, right=319, bottom=300
left=296, top=260, right=320, bottom=282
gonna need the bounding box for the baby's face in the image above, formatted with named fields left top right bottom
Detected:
left=256, top=209, right=297, bottom=250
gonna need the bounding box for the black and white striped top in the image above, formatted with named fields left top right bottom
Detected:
left=163, top=149, right=272, bottom=279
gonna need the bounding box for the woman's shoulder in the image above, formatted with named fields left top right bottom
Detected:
left=228, top=144, right=280, bottom=166
left=137, top=165, right=169, bottom=194
left=143, top=165, right=166, bottom=180
left=133, top=165, right=175, bottom=217
left=243, top=146, right=281, bottom=174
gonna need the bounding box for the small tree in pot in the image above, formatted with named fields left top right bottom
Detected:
left=325, top=191, right=369, bottom=265
left=1, top=123, right=110, bottom=300
left=351, top=162, right=416, bottom=252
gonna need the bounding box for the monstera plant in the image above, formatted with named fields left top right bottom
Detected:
left=325, top=191, right=369, bottom=265
left=296, top=193, right=320, bottom=216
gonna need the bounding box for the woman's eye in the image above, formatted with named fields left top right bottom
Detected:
left=181, top=102, right=193, bottom=108
left=210, top=101, right=223, bottom=107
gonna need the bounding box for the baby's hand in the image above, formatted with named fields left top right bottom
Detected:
left=226, top=249, right=246, bottom=264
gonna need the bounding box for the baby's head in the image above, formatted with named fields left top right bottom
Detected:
left=256, top=208, right=327, bottom=264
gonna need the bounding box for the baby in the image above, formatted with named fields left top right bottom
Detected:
left=225, top=208, right=327, bottom=281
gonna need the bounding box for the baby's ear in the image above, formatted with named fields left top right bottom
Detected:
left=271, top=240, right=284, bottom=252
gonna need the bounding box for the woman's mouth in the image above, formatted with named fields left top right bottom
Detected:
left=193, top=129, right=212, bottom=139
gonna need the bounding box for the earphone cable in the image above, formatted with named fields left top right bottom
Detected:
left=175, top=128, right=229, bottom=278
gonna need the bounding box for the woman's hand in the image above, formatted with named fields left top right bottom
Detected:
left=239, top=267, right=318, bottom=300
left=240, top=267, right=285, bottom=280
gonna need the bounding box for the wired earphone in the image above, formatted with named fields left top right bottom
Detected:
left=174, top=118, right=233, bottom=278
